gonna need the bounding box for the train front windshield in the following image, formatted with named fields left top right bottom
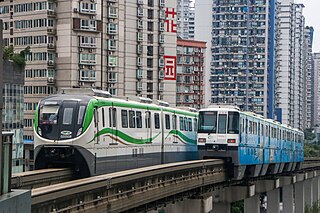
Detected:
left=37, top=100, right=87, bottom=140
left=198, top=111, right=239, bottom=134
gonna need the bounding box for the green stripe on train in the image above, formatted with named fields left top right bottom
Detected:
left=88, top=128, right=161, bottom=144
left=165, top=130, right=197, bottom=145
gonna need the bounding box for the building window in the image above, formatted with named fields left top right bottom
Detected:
left=80, top=53, right=96, bottom=64
left=108, top=56, right=117, bottom=67
left=108, top=72, right=117, bottom=82
left=80, top=70, right=96, bottom=81
left=81, top=19, right=97, bottom=31
left=108, top=39, right=117, bottom=51
left=147, top=22, right=154, bottom=31
left=80, top=36, right=96, bottom=47
left=107, top=23, right=118, bottom=34
left=34, top=2, right=47, bottom=11
left=80, top=2, right=96, bottom=14
left=108, top=7, right=117, bottom=18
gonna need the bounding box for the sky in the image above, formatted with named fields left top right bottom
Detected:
left=295, top=0, right=319, bottom=52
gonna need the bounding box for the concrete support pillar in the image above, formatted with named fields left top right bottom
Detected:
left=212, top=202, right=230, bottom=213
left=295, top=181, right=305, bottom=213
left=312, top=177, right=320, bottom=204
left=244, top=195, right=260, bottom=213
left=267, top=188, right=280, bottom=213
left=305, top=179, right=313, bottom=207
left=282, top=185, right=294, bottom=213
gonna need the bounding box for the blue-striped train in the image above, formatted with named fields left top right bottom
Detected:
left=34, top=89, right=198, bottom=177
left=197, top=105, right=304, bottom=179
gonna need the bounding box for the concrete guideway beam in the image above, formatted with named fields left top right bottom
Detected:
left=216, top=184, right=256, bottom=203
left=295, top=181, right=305, bottom=213
left=255, top=178, right=279, bottom=194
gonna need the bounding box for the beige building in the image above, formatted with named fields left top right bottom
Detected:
left=0, top=0, right=177, bottom=142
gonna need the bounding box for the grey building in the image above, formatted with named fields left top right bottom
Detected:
left=313, top=53, right=320, bottom=126
left=195, top=0, right=278, bottom=117
left=177, top=0, right=193, bottom=40
left=2, top=61, right=24, bottom=173
left=276, top=1, right=308, bottom=130
left=0, top=0, right=178, bottom=142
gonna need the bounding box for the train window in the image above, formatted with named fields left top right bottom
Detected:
left=154, top=113, right=160, bottom=129
left=40, top=105, right=59, bottom=125
left=261, top=124, right=264, bottom=136
left=172, top=115, right=177, bottom=129
left=165, top=114, right=170, bottom=130
left=227, top=112, right=239, bottom=134
left=249, top=121, right=252, bottom=134
left=136, top=111, right=142, bottom=128
left=145, top=111, right=151, bottom=128
left=198, top=111, right=217, bottom=133
left=184, top=117, right=188, bottom=131
left=218, top=114, right=227, bottom=134
left=193, top=118, right=198, bottom=132
left=77, top=106, right=86, bottom=125
left=102, top=108, right=105, bottom=127
left=179, top=117, right=184, bottom=131
left=121, top=110, right=128, bottom=128
left=188, top=118, right=192, bottom=131
left=266, top=126, right=269, bottom=137
left=258, top=123, right=260, bottom=136
left=129, top=110, right=135, bottom=128
left=109, top=108, right=117, bottom=127
left=63, top=108, right=73, bottom=125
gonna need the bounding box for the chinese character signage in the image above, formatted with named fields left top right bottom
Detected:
left=164, top=56, right=176, bottom=80
left=165, top=8, right=177, bottom=33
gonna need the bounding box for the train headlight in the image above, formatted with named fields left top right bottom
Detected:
left=38, top=127, right=42, bottom=136
left=198, top=138, right=206, bottom=143
left=76, top=128, right=83, bottom=136
left=227, top=139, right=236, bottom=143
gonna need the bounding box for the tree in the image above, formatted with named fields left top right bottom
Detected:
left=3, top=46, right=30, bottom=66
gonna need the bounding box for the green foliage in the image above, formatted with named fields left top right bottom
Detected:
left=305, top=201, right=320, bottom=213
left=304, top=142, right=320, bottom=157
left=231, top=201, right=244, bottom=213
left=305, top=128, right=316, bottom=141
left=3, top=46, right=30, bottom=66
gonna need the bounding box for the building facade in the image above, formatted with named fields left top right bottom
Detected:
left=304, top=26, right=314, bottom=128
left=2, top=61, right=24, bottom=173
left=0, top=0, right=178, bottom=142
left=195, top=0, right=277, bottom=117
left=276, top=1, right=307, bottom=130
left=176, top=39, right=206, bottom=109
left=313, top=53, right=320, bottom=126
left=177, top=0, right=192, bottom=40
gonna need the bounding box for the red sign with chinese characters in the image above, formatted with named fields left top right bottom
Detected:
left=164, top=55, right=177, bottom=80
left=165, top=8, right=177, bottom=33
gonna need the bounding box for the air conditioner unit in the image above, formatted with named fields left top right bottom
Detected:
left=74, top=8, right=78, bottom=13
left=48, top=43, right=55, bottom=49
left=79, top=48, right=84, bottom=52
left=89, top=49, right=94, bottom=53
left=90, top=15, right=95, bottom=19
left=79, top=82, right=84, bottom=86
left=79, top=64, right=85, bottom=69
left=92, top=83, right=96, bottom=87
left=47, top=77, right=55, bottom=83
left=90, top=0, right=95, bottom=2
left=48, top=60, right=54, bottom=66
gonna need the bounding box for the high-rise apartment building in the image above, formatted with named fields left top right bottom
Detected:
left=313, top=53, right=320, bottom=126
left=0, top=0, right=178, bottom=142
left=276, top=1, right=307, bottom=130
left=188, top=5, right=195, bottom=40
left=176, top=39, right=206, bottom=109
left=304, top=26, right=314, bottom=128
left=195, top=0, right=277, bottom=117
left=177, top=0, right=193, bottom=40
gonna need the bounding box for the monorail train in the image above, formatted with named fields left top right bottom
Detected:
left=197, top=105, right=304, bottom=179
left=34, top=89, right=198, bottom=177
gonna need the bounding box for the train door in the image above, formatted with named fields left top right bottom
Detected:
left=217, top=111, right=228, bottom=144
left=172, top=113, right=177, bottom=144
left=58, top=101, right=77, bottom=140
left=94, top=107, right=100, bottom=144
left=109, top=105, right=117, bottom=144
left=145, top=110, right=152, bottom=143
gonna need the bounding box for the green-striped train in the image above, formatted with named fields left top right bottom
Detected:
left=34, top=89, right=198, bottom=177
